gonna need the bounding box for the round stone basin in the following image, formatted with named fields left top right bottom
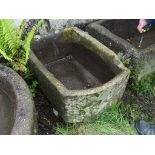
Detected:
left=0, top=64, right=36, bottom=135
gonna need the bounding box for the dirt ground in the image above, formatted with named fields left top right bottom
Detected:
left=34, top=88, right=65, bottom=135
left=122, top=90, right=155, bottom=123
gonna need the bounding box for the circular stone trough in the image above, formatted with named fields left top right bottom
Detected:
left=0, top=64, right=36, bottom=135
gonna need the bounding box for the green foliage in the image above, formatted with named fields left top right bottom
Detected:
left=0, top=19, right=42, bottom=97
left=120, top=56, right=155, bottom=97
left=0, top=19, right=44, bottom=72
left=29, top=80, right=38, bottom=97
left=24, top=66, right=38, bottom=97
left=23, top=20, right=44, bottom=63
left=18, top=19, right=26, bottom=39
left=0, top=48, right=12, bottom=61
left=0, top=20, right=21, bottom=60
left=135, top=72, right=155, bottom=96
left=120, top=97, right=141, bottom=122
left=127, top=66, right=155, bottom=97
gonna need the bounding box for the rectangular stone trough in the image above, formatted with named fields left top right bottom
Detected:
left=86, top=19, right=155, bottom=80
left=30, top=27, right=130, bottom=123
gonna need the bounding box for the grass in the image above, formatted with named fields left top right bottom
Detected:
left=55, top=102, right=138, bottom=135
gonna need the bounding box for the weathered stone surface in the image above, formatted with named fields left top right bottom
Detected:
left=30, top=27, right=130, bottom=123
left=0, top=64, right=36, bottom=135
left=86, top=19, right=155, bottom=80
left=49, top=19, right=95, bottom=31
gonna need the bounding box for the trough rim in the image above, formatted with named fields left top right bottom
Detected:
left=30, top=27, right=130, bottom=97
left=0, top=64, right=35, bottom=135
left=87, top=19, right=155, bottom=53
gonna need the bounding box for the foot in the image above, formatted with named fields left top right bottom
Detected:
left=135, top=120, right=155, bottom=135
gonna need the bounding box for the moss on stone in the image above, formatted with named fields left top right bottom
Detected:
left=64, top=27, right=116, bottom=64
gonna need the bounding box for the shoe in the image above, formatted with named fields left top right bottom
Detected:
left=135, top=120, right=155, bottom=135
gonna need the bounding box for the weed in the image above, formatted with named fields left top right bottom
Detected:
left=29, top=80, right=38, bottom=97
left=120, top=56, right=155, bottom=98
left=23, top=66, right=38, bottom=97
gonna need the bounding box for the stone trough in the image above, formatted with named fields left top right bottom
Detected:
left=0, top=65, right=36, bottom=135
left=30, top=27, right=130, bottom=123
left=86, top=19, right=155, bottom=80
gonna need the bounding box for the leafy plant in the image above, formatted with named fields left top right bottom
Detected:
left=29, top=80, right=38, bottom=97
left=135, top=72, right=155, bottom=96
left=0, top=19, right=44, bottom=72
left=23, top=66, right=38, bottom=97
left=120, top=55, right=155, bottom=97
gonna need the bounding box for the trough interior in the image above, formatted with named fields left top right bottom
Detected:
left=0, top=84, right=15, bottom=135
left=101, top=19, right=155, bottom=49
left=32, top=39, right=121, bottom=90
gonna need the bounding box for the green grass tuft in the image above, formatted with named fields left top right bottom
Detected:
left=55, top=102, right=137, bottom=135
